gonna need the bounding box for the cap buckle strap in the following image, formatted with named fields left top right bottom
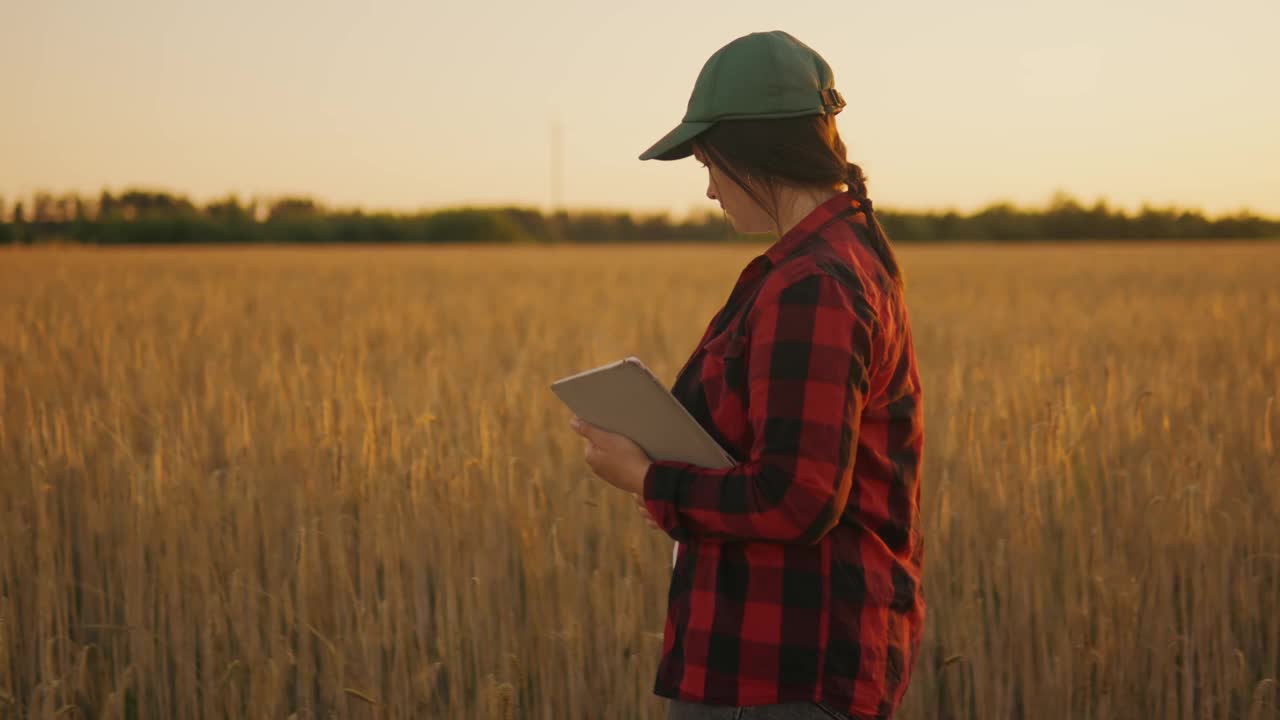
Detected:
left=820, top=87, right=846, bottom=114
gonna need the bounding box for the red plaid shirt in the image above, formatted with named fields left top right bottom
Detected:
left=642, top=190, right=925, bottom=718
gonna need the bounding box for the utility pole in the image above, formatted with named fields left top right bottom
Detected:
left=550, top=118, right=564, bottom=213
left=550, top=117, right=566, bottom=241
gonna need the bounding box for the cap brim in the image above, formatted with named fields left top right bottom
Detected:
left=638, top=120, right=714, bottom=161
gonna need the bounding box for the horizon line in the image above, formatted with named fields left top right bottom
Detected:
left=2, top=186, right=1278, bottom=224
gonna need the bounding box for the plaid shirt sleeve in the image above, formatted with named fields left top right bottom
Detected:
left=642, top=268, right=874, bottom=544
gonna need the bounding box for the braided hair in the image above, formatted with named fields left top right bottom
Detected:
left=842, top=160, right=901, bottom=287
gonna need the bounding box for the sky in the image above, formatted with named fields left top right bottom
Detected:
left=3, top=0, right=1279, bottom=218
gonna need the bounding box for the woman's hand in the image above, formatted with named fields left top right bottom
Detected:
left=569, top=416, right=652, bottom=496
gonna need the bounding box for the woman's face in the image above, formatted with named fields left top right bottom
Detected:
left=692, top=145, right=775, bottom=233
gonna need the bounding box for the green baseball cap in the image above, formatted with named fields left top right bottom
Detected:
left=639, top=30, right=846, bottom=162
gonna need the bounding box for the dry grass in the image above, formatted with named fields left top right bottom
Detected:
left=0, top=241, right=1277, bottom=719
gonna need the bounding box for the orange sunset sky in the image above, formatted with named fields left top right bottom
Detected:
left=3, top=0, right=1278, bottom=218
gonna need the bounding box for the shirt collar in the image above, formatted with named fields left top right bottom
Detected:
left=761, top=189, right=866, bottom=267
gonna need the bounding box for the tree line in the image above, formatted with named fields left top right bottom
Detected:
left=1, top=189, right=1276, bottom=245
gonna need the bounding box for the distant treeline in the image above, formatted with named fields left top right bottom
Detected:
left=1, top=189, right=1277, bottom=245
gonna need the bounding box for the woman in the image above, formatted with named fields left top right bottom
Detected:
left=569, top=30, right=925, bottom=720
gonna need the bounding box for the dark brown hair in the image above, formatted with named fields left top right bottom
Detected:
left=692, top=113, right=903, bottom=287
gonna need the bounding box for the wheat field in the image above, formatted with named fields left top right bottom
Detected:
left=0, top=241, right=1277, bottom=719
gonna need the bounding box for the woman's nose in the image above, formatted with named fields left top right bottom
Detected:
left=706, top=184, right=717, bottom=201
